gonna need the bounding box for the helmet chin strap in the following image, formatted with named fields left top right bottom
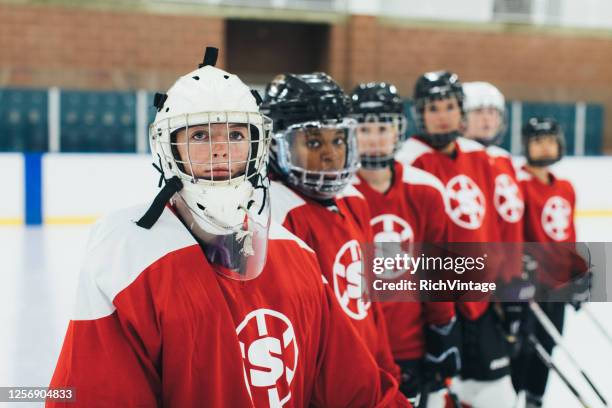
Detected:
left=136, top=174, right=184, bottom=229
left=527, top=157, right=560, bottom=168
left=423, top=130, right=461, bottom=150
left=360, top=156, right=394, bottom=169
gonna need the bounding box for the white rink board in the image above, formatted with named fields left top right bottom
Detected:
left=1, top=154, right=612, bottom=223
left=42, top=154, right=160, bottom=220
left=38, top=155, right=612, bottom=221
left=0, top=154, right=23, bottom=221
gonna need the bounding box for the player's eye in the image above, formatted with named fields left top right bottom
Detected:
left=306, top=139, right=321, bottom=149
left=428, top=105, right=438, bottom=113
left=191, top=131, right=209, bottom=141
left=378, top=126, right=387, bottom=133
left=333, top=137, right=346, bottom=146
left=446, top=102, right=456, bottom=111
left=359, top=126, right=370, bottom=134
left=229, top=130, right=245, bottom=141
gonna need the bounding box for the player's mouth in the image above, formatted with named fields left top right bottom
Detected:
left=203, top=167, right=233, bottom=180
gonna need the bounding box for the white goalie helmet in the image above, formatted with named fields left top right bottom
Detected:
left=463, top=81, right=507, bottom=146
left=145, top=47, right=273, bottom=280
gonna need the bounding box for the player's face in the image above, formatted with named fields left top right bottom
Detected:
left=356, top=122, right=398, bottom=157
left=174, top=123, right=250, bottom=180
left=528, top=135, right=559, bottom=161
left=291, top=127, right=347, bottom=171
left=423, top=97, right=462, bottom=134
left=465, top=107, right=502, bottom=141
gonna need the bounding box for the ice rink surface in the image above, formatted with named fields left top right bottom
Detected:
left=0, top=217, right=611, bottom=407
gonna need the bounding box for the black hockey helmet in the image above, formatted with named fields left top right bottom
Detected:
left=261, top=72, right=352, bottom=132
left=522, top=117, right=565, bottom=167
left=351, top=82, right=404, bottom=116
left=350, top=82, right=407, bottom=169
left=412, top=70, right=464, bottom=149
left=261, top=72, right=359, bottom=200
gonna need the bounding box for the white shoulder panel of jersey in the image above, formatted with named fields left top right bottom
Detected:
left=336, top=183, right=365, bottom=200
left=486, top=145, right=511, bottom=158
left=402, top=165, right=446, bottom=192
left=395, top=137, right=433, bottom=165
left=402, top=165, right=449, bottom=209
left=73, top=205, right=196, bottom=321
left=516, top=168, right=533, bottom=181
left=456, top=137, right=485, bottom=152
left=268, top=221, right=314, bottom=253
left=269, top=181, right=307, bottom=224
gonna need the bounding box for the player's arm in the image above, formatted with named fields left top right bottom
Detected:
left=372, top=302, right=402, bottom=383
left=312, top=283, right=410, bottom=408
left=47, top=226, right=161, bottom=407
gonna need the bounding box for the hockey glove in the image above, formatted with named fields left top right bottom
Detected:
left=423, top=317, right=461, bottom=381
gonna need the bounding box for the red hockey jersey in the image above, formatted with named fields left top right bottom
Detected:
left=396, top=137, right=502, bottom=320
left=352, top=161, right=455, bottom=360
left=48, top=205, right=403, bottom=408
left=269, top=181, right=402, bottom=383
left=517, top=166, right=576, bottom=243
left=517, top=166, right=581, bottom=288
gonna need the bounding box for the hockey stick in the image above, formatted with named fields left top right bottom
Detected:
left=529, top=301, right=608, bottom=407
left=417, top=380, right=431, bottom=408
left=582, top=305, right=612, bottom=348
left=527, top=334, right=591, bottom=408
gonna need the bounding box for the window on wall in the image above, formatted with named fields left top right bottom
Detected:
left=493, top=0, right=562, bottom=24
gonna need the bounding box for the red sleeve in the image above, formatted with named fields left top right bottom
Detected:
left=313, top=284, right=410, bottom=408
left=47, top=281, right=161, bottom=407
left=568, top=181, right=577, bottom=242
left=421, top=190, right=455, bottom=326
left=422, top=302, right=456, bottom=327
left=372, top=302, right=402, bottom=382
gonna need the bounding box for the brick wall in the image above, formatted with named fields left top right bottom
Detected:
left=0, top=3, right=224, bottom=91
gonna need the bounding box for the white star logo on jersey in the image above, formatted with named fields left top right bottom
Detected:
left=494, top=174, right=524, bottom=223
left=541, top=195, right=571, bottom=241
left=371, top=214, right=415, bottom=279
left=445, top=174, right=486, bottom=230
left=371, top=214, right=415, bottom=243
left=332, top=240, right=371, bottom=320
left=236, top=309, right=299, bottom=407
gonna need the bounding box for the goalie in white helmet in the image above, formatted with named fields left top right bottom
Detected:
left=144, top=50, right=272, bottom=280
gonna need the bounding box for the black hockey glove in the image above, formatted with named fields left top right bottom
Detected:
left=562, top=271, right=592, bottom=311
left=494, top=302, right=529, bottom=358
left=423, top=317, right=461, bottom=381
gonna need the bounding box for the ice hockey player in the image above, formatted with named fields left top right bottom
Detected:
left=47, top=48, right=404, bottom=407
left=462, top=81, right=531, bottom=356
left=462, top=81, right=524, bottom=243
left=350, top=81, right=459, bottom=407
left=261, top=72, right=409, bottom=407
left=514, top=117, right=589, bottom=408
left=396, top=71, right=518, bottom=406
